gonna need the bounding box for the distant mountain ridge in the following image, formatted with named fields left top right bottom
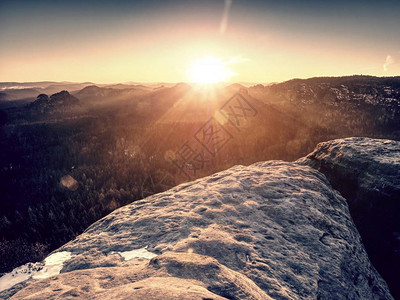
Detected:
left=281, top=75, right=400, bottom=85
left=0, top=82, right=94, bottom=90
left=2, top=75, right=400, bottom=107
left=73, top=84, right=153, bottom=103
left=0, top=82, right=93, bottom=102
left=250, top=75, right=400, bottom=107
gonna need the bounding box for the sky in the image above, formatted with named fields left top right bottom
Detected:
left=0, top=0, right=399, bottom=83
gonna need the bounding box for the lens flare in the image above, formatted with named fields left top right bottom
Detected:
left=187, top=56, right=235, bottom=84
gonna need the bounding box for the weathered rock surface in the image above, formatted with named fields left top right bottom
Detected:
left=4, top=160, right=392, bottom=299
left=298, top=137, right=400, bottom=299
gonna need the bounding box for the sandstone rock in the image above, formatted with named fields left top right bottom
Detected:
left=298, top=137, right=400, bottom=299
left=28, top=91, right=79, bottom=113
left=5, top=161, right=392, bottom=299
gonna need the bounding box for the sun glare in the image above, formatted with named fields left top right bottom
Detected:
left=187, top=56, right=234, bottom=84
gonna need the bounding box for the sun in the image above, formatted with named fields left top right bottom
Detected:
left=187, top=56, right=234, bottom=84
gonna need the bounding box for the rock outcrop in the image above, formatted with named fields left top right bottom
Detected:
left=3, top=160, right=392, bottom=299
left=48, top=91, right=79, bottom=106
left=298, top=137, right=400, bottom=299
left=28, top=91, right=79, bottom=113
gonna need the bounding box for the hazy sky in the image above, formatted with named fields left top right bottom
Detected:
left=0, top=0, right=399, bottom=83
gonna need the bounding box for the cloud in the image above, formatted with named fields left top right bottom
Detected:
left=383, top=55, right=394, bottom=72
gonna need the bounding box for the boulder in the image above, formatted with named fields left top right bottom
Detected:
left=5, top=161, right=392, bottom=299
left=298, top=137, right=400, bottom=299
